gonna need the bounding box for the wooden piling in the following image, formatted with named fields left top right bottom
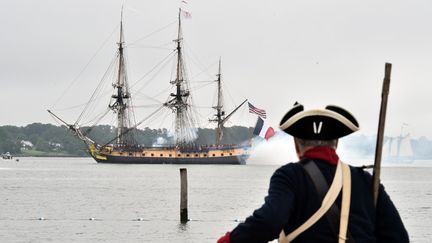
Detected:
left=180, top=168, right=188, bottom=223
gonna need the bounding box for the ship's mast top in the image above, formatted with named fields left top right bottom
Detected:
left=120, top=4, right=124, bottom=43
left=109, top=5, right=134, bottom=146
left=175, top=8, right=183, bottom=90
left=210, top=57, right=226, bottom=144
left=164, top=8, right=197, bottom=145
left=209, top=58, right=248, bottom=145
left=216, top=57, right=223, bottom=116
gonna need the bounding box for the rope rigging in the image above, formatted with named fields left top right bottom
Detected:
left=101, top=105, right=165, bottom=148
left=133, top=86, right=171, bottom=104
left=75, top=53, right=119, bottom=126
left=49, top=7, right=251, bottom=150
left=183, top=42, right=217, bottom=81
left=127, top=43, right=173, bottom=50
left=50, top=24, right=120, bottom=109
left=131, top=104, right=162, bottom=108
left=130, top=50, right=176, bottom=92
left=80, top=108, right=112, bottom=127
left=82, top=108, right=112, bottom=136
left=127, top=20, right=177, bottom=46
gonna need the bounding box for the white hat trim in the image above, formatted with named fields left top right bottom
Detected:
left=279, top=109, right=360, bottom=132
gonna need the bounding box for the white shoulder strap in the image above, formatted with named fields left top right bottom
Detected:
left=279, top=161, right=343, bottom=243
left=339, top=162, right=351, bottom=243
left=279, top=161, right=352, bottom=243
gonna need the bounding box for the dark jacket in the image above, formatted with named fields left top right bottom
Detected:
left=230, top=159, right=409, bottom=243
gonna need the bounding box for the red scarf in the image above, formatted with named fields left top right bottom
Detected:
left=300, top=146, right=339, bottom=166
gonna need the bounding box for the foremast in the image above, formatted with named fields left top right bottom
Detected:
left=109, top=7, right=135, bottom=147
left=48, top=7, right=136, bottom=156
left=165, top=8, right=197, bottom=146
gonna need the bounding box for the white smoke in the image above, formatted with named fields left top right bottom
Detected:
left=337, top=145, right=374, bottom=167
left=152, top=137, right=167, bottom=147
left=247, top=132, right=298, bottom=165
left=247, top=132, right=375, bottom=167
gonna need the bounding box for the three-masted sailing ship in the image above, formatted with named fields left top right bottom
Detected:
left=382, top=125, right=414, bottom=163
left=49, top=9, right=250, bottom=164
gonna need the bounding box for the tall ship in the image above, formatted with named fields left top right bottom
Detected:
left=49, top=8, right=251, bottom=164
left=382, top=124, right=414, bottom=163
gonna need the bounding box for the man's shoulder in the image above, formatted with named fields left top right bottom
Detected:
left=272, top=161, right=306, bottom=181
left=277, top=161, right=304, bottom=173
left=268, top=162, right=307, bottom=194
left=348, top=164, right=374, bottom=181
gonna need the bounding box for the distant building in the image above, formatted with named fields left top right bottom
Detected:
left=49, top=142, right=63, bottom=151
left=20, top=140, right=34, bottom=150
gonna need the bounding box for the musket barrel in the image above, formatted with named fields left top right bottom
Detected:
left=372, top=63, right=392, bottom=206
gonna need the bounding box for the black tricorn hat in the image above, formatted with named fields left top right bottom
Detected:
left=279, top=103, right=360, bottom=140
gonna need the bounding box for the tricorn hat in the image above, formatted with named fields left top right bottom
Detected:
left=279, top=103, right=360, bottom=140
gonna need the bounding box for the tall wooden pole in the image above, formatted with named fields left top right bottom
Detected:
left=372, top=63, right=392, bottom=206
left=180, top=168, right=188, bottom=223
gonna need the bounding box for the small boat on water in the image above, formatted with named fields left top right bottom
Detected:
left=49, top=8, right=252, bottom=164
left=1, top=152, right=12, bottom=160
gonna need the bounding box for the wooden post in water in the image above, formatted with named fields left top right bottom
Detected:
left=372, top=63, right=392, bottom=206
left=180, top=168, right=188, bottom=223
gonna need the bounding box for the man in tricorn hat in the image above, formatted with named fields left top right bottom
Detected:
left=217, top=103, right=409, bottom=242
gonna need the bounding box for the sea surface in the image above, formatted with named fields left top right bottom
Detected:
left=0, top=157, right=431, bottom=242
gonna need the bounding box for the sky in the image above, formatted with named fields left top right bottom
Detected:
left=1, top=0, right=432, bottom=139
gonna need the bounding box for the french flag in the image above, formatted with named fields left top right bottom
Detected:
left=253, top=117, right=275, bottom=140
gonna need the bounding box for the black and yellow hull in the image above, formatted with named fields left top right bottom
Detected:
left=89, top=145, right=249, bottom=164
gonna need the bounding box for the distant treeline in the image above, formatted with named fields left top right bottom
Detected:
left=0, top=123, right=253, bottom=157
left=1, top=123, right=432, bottom=159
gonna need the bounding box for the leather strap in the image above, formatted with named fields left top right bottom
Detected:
left=279, top=161, right=343, bottom=242
left=339, top=162, right=352, bottom=243
left=302, top=160, right=342, bottom=235
left=279, top=161, right=354, bottom=243
left=300, top=160, right=355, bottom=243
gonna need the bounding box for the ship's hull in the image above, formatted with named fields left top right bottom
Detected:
left=89, top=144, right=250, bottom=165
left=93, top=154, right=247, bottom=164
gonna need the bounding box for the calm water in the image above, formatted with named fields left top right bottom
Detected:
left=0, top=157, right=431, bottom=242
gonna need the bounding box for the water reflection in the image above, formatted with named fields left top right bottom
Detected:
left=177, top=221, right=190, bottom=232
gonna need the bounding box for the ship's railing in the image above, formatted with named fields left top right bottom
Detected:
left=101, top=143, right=250, bottom=153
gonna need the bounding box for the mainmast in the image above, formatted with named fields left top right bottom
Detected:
left=109, top=6, right=133, bottom=146
left=165, top=8, right=196, bottom=145
left=210, top=58, right=225, bottom=145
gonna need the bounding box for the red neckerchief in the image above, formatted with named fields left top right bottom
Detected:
left=300, top=146, right=339, bottom=166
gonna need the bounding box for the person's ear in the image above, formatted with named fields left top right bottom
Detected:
left=294, top=138, right=301, bottom=157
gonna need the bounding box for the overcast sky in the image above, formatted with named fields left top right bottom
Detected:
left=1, top=0, right=432, bottom=139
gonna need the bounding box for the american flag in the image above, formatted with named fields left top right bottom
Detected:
left=248, top=102, right=267, bottom=119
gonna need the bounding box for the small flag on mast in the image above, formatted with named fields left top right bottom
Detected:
left=180, top=0, right=191, bottom=18
left=181, top=9, right=192, bottom=18
left=248, top=102, right=267, bottom=119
